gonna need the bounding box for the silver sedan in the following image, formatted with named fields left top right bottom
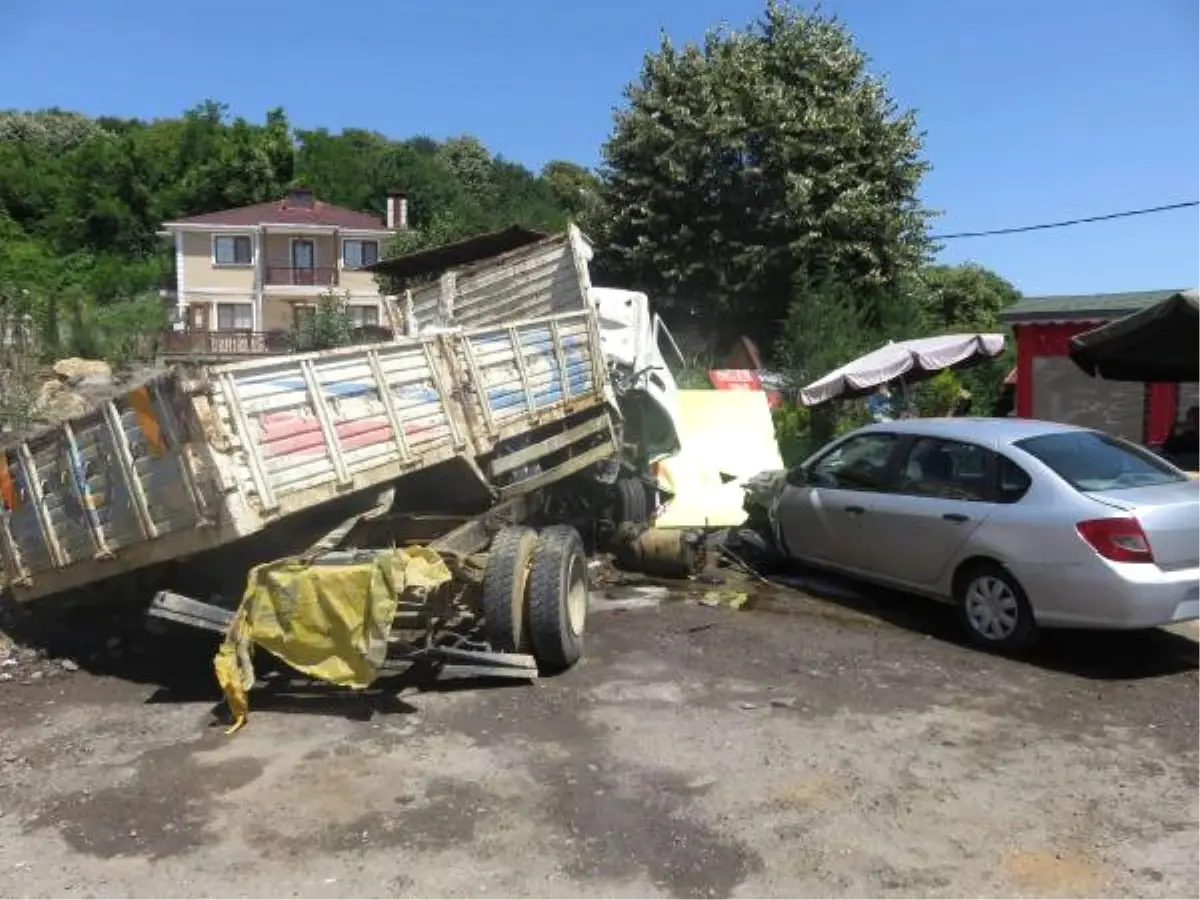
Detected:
left=769, top=418, right=1200, bottom=650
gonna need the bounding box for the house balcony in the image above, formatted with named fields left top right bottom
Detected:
left=263, top=266, right=340, bottom=289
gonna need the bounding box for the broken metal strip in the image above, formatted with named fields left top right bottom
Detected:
left=100, top=401, right=158, bottom=541
left=147, top=590, right=234, bottom=634
left=299, top=358, right=352, bottom=488
left=218, top=371, right=277, bottom=512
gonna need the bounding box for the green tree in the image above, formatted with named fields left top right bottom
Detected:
left=919, top=263, right=1021, bottom=334
left=597, top=0, right=932, bottom=353
left=294, top=291, right=354, bottom=351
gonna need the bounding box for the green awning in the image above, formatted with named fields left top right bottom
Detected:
left=1069, top=290, right=1198, bottom=382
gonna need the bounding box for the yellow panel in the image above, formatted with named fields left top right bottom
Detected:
left=653, top=390, right=784, bottom=529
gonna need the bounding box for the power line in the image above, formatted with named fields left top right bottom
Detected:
left=931, top=200, right=1199, bottom=240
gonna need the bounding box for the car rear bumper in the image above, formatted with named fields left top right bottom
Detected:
left=1024, top=561, right=1200, bottom=629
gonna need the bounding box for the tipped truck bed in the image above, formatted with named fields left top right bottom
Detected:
left=0, top=308, right=616, bottom=603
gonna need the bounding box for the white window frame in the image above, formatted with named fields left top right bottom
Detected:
left=342, top=238, right=380, bottom=269
left=215, top=302, right=254, bottom=331
left=212, top=234, right=253, bottom=267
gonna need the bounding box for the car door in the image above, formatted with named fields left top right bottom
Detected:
left=776, top=431, right=903, bottom=569
left=857, top=436, right=994, bottom=587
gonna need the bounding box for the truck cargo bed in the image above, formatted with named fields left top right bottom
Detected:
left=0, top=308, right=615, bottom=602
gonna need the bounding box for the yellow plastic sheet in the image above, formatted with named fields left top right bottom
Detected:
left=214, top=546, right=452, bottom=733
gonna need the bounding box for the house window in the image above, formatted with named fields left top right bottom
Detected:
left=349, top=305, right=380, bottom=328
left=214, top=235, right=252, bottom=265
left=216, top=303, right=253, bottom=331
left=342, top=239, right=379, bottom=269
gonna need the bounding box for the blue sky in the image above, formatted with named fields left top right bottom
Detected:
left=4, top=0, right=1197, bottom=296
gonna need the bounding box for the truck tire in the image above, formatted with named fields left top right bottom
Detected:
left=481, top=526, right=538, bottom=653
left=616, top=476, right=649, bottom=525
left=527, top=525, right=588, bottom=672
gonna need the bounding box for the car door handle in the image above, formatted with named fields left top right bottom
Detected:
left=844, top=505, right=865, bottom=515
left=942, top=513, right=970, bottom=523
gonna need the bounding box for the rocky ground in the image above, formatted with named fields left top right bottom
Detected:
left=0, top=569, right=1196, bottom=899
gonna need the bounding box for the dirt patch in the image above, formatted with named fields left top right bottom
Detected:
left=1003, top=849, right=1116, bottom=898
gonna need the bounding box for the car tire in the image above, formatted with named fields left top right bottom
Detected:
left=615, top=476, right=649, bottom=526
left=481, top=526, right=538, bottom=653
left=527, top=525, right=588, bottom=672
left=954, top=562, right=1038, bottom=652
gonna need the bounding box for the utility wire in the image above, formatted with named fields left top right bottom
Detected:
left=931, top=200, right=1199, bottom=240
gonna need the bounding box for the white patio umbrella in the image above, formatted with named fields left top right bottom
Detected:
left=799, top=333, right=1006, bottom=407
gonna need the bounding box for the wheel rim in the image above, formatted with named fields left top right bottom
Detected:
left=964, top=575, right=1020, bottom=641
left=565, top=555, right=587, bottom=638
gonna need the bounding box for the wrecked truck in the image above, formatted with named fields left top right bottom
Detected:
left=0, top=227, right=663, bottom=721
left=371, top=224, right=687, bottom=521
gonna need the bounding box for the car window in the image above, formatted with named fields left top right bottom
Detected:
left=1015, top=431, right=1186, bottom=492
left=896, top=437, right=991, bottom=501
left=996, top=454, right=1032, bottom=503
left=809, top=433, right=899, bottom=491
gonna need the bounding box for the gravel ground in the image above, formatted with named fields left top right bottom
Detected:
left=0, top=571, right=1196, bottom=899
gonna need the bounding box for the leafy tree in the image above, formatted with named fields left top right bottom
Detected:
left=596, top=0, right=932, bottom=354
left=919, top=263, right=1021, bottom=334
left=294, top=291, right=354, bottom=351
left=0, top=103, right=585, bottom=372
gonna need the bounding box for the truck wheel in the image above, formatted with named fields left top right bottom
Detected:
left=481, top=526, right=538, bottom=653
left=616, top=476, right=649, bottom=525
left=527, top=525, right=588, bottom=672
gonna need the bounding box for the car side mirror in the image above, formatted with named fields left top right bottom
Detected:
left=786, top=466, right=810, bottom=487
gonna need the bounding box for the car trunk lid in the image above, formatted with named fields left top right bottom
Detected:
left=1087, top=482, right=1200, bottom=570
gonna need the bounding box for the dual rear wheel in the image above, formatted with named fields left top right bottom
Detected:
left=481, top=524, right=588, bottom=671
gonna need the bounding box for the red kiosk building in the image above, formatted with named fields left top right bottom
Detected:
left=1000, top=289, right=1199, bottom=446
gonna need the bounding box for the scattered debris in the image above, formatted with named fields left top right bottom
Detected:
left=699, top=590, right=748, bottom=610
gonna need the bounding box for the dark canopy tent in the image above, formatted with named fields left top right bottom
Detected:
left=1069, top=289, right=1199, bottom=382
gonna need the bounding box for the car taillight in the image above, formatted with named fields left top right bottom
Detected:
left=1076, top=516, right=1156, bottom=564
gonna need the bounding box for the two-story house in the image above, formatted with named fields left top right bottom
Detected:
left=159, top=188, right=406, bottom=352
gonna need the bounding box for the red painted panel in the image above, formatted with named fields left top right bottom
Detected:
left=1146, top=383, right=1179, bottom=445
left=1015, top=320, right=1178, bottom=444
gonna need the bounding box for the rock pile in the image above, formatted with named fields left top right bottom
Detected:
left=30, top=357, right=115, bottom=424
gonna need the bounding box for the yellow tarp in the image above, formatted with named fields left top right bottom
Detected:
left=653, top=390, right=785, bottom=529
left=214, top=546, right=452, bottom=732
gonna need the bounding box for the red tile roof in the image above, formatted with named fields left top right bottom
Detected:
left=165, top=195, right=387, bottom=230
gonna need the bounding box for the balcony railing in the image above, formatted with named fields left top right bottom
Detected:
left=160, top=329, right=292, bottom=358
left=264, top=266, right=339, bottom=287
left=158, top=326, right=396, bottom=359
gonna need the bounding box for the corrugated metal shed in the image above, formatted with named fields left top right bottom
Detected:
left=1000, top=288, right=1191, bottom=324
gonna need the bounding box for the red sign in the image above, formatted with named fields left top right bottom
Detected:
left=709, top=369, right=782, bottom=409
left=709, top=369, right=762, bottom=391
